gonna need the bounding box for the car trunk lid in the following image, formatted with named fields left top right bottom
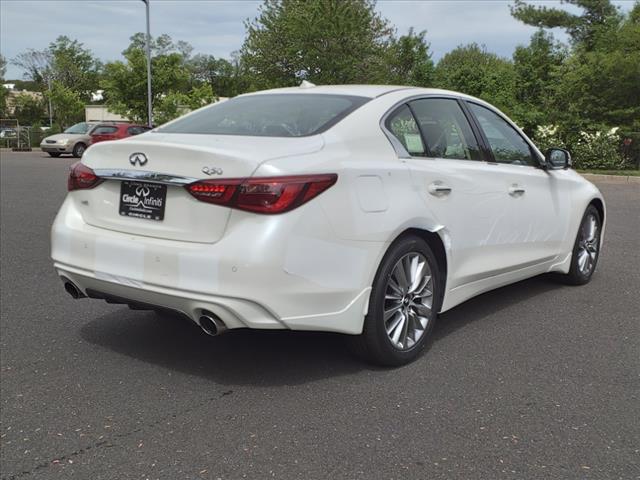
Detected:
left=76, top=133, right=324, bottom=243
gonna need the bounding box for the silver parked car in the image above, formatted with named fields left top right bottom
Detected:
left=40, top=122, right=99, bottom=158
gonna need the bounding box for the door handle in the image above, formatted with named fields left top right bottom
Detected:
left=508, top=185, right=526, bottom=196
left=428, top=182, right=452, bottom=196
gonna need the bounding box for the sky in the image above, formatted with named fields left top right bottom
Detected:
left=0, top=0, right=635, bottom=80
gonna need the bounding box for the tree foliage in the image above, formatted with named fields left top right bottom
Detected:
left=383, top=28, right=434, bottom=86
left=45, top=81, right=84, bottom=129
left=12, top=94, right=46, bottom=126
left=241, top=0, right=393, bottom=88
left=189, top=54, right=247, bottom=97
left=434, top=44, right=517, bottom=117
left=510, top=0, right=622, bottom=50
left=512, top=30, right=567, bottom=133
left=102, top=34, right=216, bottom=124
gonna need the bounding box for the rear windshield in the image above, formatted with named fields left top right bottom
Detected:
left=157, top=94, right=369, bottom=137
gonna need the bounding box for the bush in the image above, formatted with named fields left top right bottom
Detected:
left=533, top=125, right=631, bottom=170
left=531, top=124, right=566, bottom=153
left=571, top=128, right=628, bottom=170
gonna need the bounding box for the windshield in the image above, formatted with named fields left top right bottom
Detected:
left=64, top=122, right=94, bottom=134
left=157, top=94, right=369, bottom=137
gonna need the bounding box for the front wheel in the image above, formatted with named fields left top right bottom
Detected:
left=563, top=205, right=602, bottom=285
left=350, top=235, right=442, bottom=366
left=72, top=142, right=86, bottom=158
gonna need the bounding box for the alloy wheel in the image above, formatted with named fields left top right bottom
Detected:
left=577, top=213, right=599, bottom=276
left=383, top=253, right=433, bottom=350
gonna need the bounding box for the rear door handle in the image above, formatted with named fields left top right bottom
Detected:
left=508, top=185, right=526, bottom=196
left=428, top=182, right=452, bottom=196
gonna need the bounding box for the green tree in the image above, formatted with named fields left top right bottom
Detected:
left=48, top=36, right=102, bottom=99
left=189, top=54, right=247, bottom=97
left=13, top=94, right=46, bottom=125
left=154, top=84, right=215, bottom=125
left=383, top=28, right=434, bottom=86
left=45, top=81, right=84, bottom=129
left=102, top=34, right=212, bottom=124
left=512, top=30, right=567, bottom=133
left=510, top=0, right=623, bottom=50
left=12, top=36, right=101, bottom=100
left=241, top=0, right=393, bottom=89
left=434, top=44, right=518, bottom=118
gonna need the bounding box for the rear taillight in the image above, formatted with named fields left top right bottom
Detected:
left=68, top=162, right=102, bottom=191
left=186, top=174, right=337, bottom=214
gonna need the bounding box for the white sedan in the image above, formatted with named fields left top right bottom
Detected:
left=52, top=85, right=605, bottom=366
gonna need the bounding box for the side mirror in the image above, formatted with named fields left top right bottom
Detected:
left=545, top=148, right=571, bottom=170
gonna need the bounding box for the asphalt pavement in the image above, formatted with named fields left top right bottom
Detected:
left=1, top=150, right=638, bottom=480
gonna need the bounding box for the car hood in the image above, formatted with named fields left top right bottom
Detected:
left=43, top=133, right=89, bottom=142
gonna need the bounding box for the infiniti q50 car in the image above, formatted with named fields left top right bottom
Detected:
left=52, top=85, right=605, bottom=366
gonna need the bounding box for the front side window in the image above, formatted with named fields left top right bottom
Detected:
left=468, top=103, right=535, bottom=166
left=409, top=98, right=481, bottom=161
left=157, top=94, right=369, bottom=137
left=386, top=105, right=426, bottom=156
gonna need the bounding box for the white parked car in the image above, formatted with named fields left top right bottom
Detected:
left=51, top=85, right=605, bottom=365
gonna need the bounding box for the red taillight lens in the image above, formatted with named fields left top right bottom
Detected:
left=68, top=162, right=102, bottom=191
left=186, top=174, right=337, bottom=214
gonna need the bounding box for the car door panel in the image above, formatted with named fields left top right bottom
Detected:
left=465, top=102, right=568, bottom=271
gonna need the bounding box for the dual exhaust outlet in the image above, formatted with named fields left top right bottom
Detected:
left=63, top=280, right=227, bottom=337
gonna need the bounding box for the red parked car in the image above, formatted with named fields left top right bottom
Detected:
left=89, top=123, right=151, bottom=145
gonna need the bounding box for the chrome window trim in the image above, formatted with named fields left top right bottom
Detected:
left=380, top=93, right=464, bottom=160
left=379, top=93, right=544, bottom=167
left=93, top=169, right=198, bottom=186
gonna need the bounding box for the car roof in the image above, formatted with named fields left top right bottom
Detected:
left=241, top=84, right=486, bottom=102
left=242, top=84, right=416, bottom=98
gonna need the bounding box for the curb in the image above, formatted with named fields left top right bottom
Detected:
left=580, top=173, right=640, bottom=184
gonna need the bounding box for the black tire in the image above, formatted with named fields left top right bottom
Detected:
left=562, top=205, right=601, bottom=285
left=72, top=142, right=86, bottom=158
left=350, top=235, right=442, bottom=367
left=48, top=152, right=62, bottom=158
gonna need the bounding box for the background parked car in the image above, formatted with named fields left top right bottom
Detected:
left=89, top=123, right=151, bottom=145
left=40, top=122, right=100, bottom=158
left=0, top=127, right=17, bottom=138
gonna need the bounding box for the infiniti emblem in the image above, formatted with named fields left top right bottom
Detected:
left=202, top=166, right=223, bottom=175
left=129, top=152, right=148, bottom=166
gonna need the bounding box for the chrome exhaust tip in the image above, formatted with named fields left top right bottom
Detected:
left=63, top=281, right=83, bottom=299
left=198, top=312, right=227, bottom=336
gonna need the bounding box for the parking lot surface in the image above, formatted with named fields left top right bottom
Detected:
left=1, top=151, right=638, bottom=480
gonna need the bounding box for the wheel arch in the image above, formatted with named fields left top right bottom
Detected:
left=589, top=197, right=605, bottom=227
left=388, top=227, right=449, bottom=310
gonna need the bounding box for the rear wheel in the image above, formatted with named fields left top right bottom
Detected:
left=563, top=205, right=601, bottom=285
left=48, top=152, right=61, bottom=158
left=72, top=142, right=86, bottom=158
left=351, top=235, right=442, bottom=366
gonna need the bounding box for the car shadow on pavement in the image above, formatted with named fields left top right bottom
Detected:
left=79, top=274, right=565, bottom=386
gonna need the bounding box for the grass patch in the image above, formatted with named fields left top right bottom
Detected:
left=577, top=169, right=640, bottom=176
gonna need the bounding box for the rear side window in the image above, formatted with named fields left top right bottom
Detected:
left=468, top=103, right=535, bottom=166
left=386, top=105, right=426, bottom=155
left=409, top=98, right=481, bottom=161
left=92, top=126, right=118, bottom=135
left=157, top=94, right=370, bottom=137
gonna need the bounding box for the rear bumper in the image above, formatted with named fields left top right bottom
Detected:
left=52, top=195, right=382, bottom=334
